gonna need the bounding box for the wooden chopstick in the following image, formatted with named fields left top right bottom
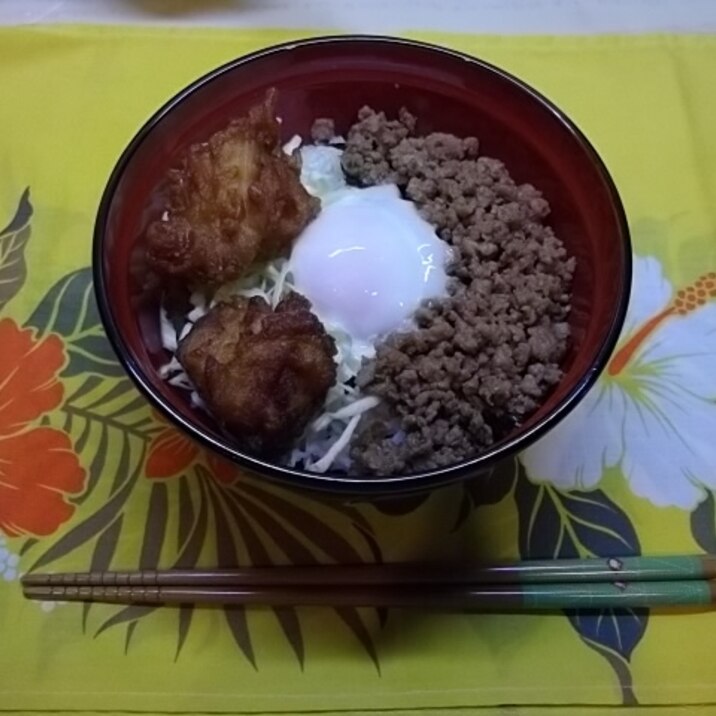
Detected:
left=23, top=579, right=716, bottom=610
left=20, top=554, right=716, bottom=589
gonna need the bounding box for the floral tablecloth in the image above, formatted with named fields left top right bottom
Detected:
left=1, top=26, right=715, bottom=714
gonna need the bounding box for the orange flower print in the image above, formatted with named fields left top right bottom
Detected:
left=146, top=424, right=237, bottom=484
left=0, top=319, right=85, bottom=537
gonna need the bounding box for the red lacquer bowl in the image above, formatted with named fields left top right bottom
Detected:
left=93, top=36, right=631, bottom=496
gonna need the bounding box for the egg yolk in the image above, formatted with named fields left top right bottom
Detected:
left=290, top=185, right=449, bottom=341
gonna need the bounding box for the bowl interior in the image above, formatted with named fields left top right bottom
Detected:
left=97, top=37, right=629, bottom=490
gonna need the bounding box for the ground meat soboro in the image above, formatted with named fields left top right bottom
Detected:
left=342, top=107, right=575, bottom=475
left=310, top=118, right=337, bottom=144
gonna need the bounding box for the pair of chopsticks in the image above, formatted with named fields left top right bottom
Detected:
left=21, top=555, right=716, bottom=610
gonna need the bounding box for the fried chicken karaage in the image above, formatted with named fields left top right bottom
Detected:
left=145, top=89, right=319, bottom=284
left=178, top=293, right=337, bottom=452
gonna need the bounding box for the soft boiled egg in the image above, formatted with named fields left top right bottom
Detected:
left=290, top=181, right=450, bottom=344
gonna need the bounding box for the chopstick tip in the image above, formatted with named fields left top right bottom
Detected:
left=22, top=585, right=54, bottom=600
left=21, top=572, right=49, bottom=586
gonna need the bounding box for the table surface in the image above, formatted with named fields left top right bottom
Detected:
left=2, top=0, right=716, bottom=33
left=1, top=10, right=716, bottom=715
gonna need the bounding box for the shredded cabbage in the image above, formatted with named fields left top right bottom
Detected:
left=159, top=306, right=178, bottom=352
left=307, top=413, right=362, bottom=473
left=282, top=134, right=302, bottom=155
left=299, top=145, right=347, bottom=201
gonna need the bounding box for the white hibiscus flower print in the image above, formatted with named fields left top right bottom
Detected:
left=0, top=536, right=20, bottom=582
left=39, top=600, right=66, bottom=613
left=0, top=536, right=62, bottom=609
left=522, top=255, right=716, bottom=510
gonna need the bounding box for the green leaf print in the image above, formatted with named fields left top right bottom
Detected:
left=0, top=188, right=32, bottom=312
left=691, top=491, right=716, bottom=553
left=514, top=462, right=646, bottom=705
left=25, top=267, right=125, bottom=377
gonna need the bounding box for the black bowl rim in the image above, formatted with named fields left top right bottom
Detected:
left=93, top=33, right=632, bottom=496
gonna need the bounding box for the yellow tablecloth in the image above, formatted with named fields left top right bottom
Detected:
left=1, top=26, right=716, bottom=714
